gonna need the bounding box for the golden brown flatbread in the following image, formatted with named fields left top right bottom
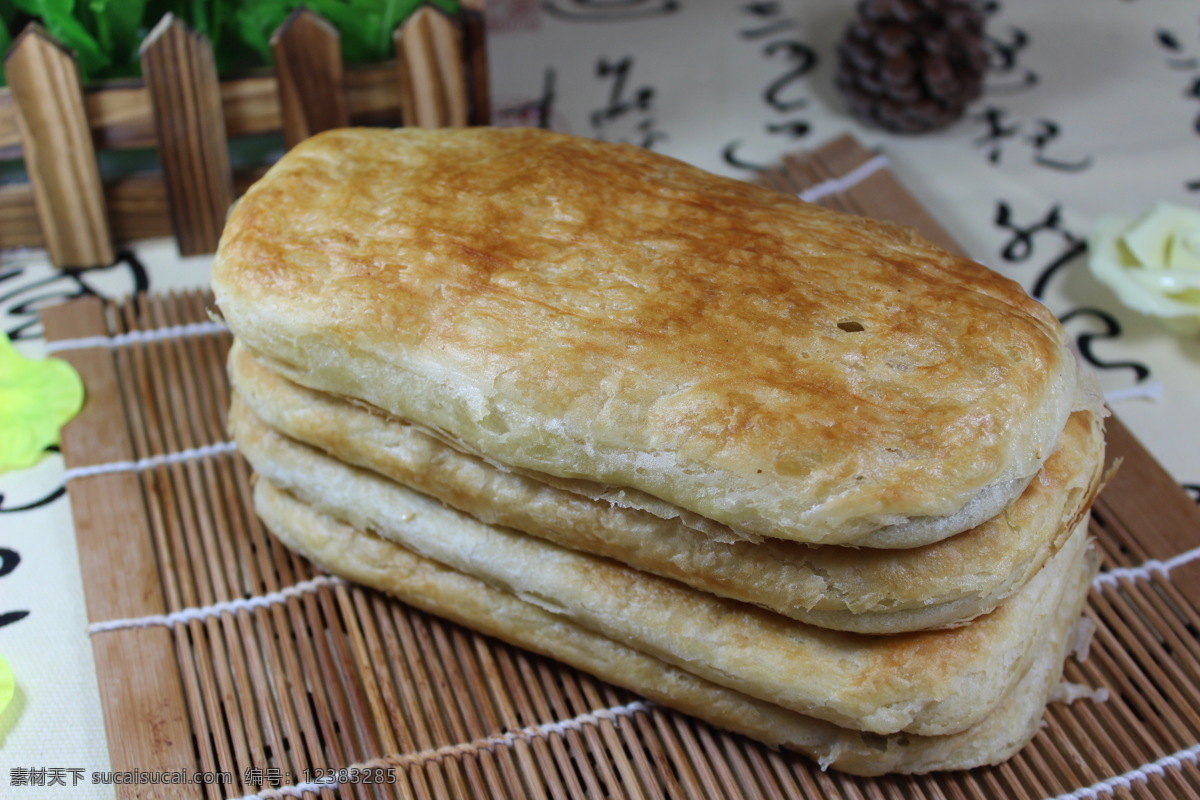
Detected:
left=252, top=476, right=1098, bottom=775
left=231, top=395, right=1094, bottom=739
left=230, top=340, right=1104, bottom=633
left=212, top=127, right=1081, bottom=547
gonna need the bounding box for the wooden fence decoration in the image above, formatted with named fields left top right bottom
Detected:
left=5, top=24, right=113, bottom=267
left=271, top=9, right=350, bottom=151
left=140, top=15, right=236, bottom=257
left=0, top=2, right=490, bottom=266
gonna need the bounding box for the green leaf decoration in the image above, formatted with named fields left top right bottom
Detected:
left=90, top=0, right=147, bottom=68
left=0, top=333, right=84, bottom=473
left=13, top=0, right=110, bottom=80
left=0, top=1, right=461, bottom=88
left=231, top=0, right=297, bottom=65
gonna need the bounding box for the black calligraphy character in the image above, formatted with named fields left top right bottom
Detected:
left=1, top=252, right=149, bottom=341
left=995, top=201, right=1068, bottom=262
left=1025, top=120, right=1093, bottom=172
left=762, top=40, right=817, bottom=113
left=0, top=548, right=30, bottom=629
left=974, top=108, right=1092, bottom=172
left=0, top=484, right=67, bottom=514
left=495, top=68, right=558, bottom=130
left=1158, top=29, right=1200, bottom=70
left=1058, top=308, right=1152, bottom=384
left=993, top=201, right=1085, bottom=299
left=722, top=2, right=815, bottom=171
left=996, top=201, right=1151, bottom=381
left=589, top=57, right=667, bottom=149
left=544, top=0, right=679, bottom=22
left=722, top=141, right=768, bottom=172
left=981, top=2, right=1038, bottom=94
left=1155, top=22, right=1200, bottom=187
left=974, top=106, right=1022, bottom=164
left=739, top=1, right=797, bottom=39
left=765, top=120, right=812, bottom=136
left=1187, top=75, right=1200, bottom=136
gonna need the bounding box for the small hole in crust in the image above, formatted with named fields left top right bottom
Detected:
left=837, top=319, right=865, bottom=332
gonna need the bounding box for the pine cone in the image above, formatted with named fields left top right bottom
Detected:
left=836, top=0, right=989, bottom=134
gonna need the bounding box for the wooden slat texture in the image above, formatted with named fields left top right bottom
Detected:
left=5, top=24, right=114, bottom=268
left=460, top=0, right=493, bottom=125
left=271, top=8, right=350, bottom=150
left=1092, top=415, right=1200, bottom=591
left=394, top=6, right=470, bottom=128
left=47, top=139, right=1200, bottom=799
left=0, top=168, right=269, bottom=251
left=0, top=64, right=403, bottom=159
left=139, top=14, right=235, bottom=256
left=0, top=182, right=42, bottom=251
left=44, top=297, right=201, bottom=799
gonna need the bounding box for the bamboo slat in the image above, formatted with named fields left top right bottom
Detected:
left=139, top=14, right=236, bottom=257
left=43, top=297, right=201, bottom=799
left=5, top=24, right=114, bottom=267
left=47, top=138, right=1200, bottom=799
left=271, top=8, right=351, bottom=150
left=394, top=6, right=470, bottom=129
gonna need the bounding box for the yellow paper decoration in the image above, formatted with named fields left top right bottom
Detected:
left=0, top=333, right=85, bottom=472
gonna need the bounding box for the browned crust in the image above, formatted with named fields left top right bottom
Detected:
left=212, top=127, right=1077, bottom=545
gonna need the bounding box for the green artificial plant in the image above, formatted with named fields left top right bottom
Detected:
left=0, top=0, right=458, bottom=85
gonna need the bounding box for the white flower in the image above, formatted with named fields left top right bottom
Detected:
left=1087, top=202, right=1200, bottom=336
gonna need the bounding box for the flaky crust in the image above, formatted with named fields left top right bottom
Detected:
left=232, top=396, right=1092, bottom=737
left=212, top=127, right=1078, bottom=546
left=231, top=341, right=1105, bottom=632
left=253, top=478, right=1099, bottom=775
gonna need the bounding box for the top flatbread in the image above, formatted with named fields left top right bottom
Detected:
left=212, top=126, right=1079, bottom=546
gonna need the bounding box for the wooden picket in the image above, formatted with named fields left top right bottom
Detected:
left=140, top=14, right=236, bottom=258
left=271, top=8, right=350, bottom=150
left=4, top=24, right=113, bottom=267
left=394, top=5, right=470, bottom=128
left=461, top=0, right=491, bottom=126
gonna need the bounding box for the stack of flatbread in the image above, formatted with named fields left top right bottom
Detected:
left=211, top=127, right=1106, bottom=776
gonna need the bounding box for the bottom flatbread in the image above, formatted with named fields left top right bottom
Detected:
left=253, top=478, right=1098, bottom=776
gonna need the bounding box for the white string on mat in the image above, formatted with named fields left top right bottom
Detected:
left=797, top=154, right=890, bottom=204
left=229, top=700, right=654, bottom=800
left=1102, top=381, right=1164, bottom=404
left=63, top=441, right=238, bottom=482
left=1093, top=545, right=1200, bottom=589
left=87, top=575, right=345, bottom=634
left=1045, top=741, right=1200, bottom=800
left=45, top=320, right=228, bottom=353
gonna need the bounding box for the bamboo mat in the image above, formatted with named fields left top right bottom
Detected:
left=44, top=136, right=1200, bottom=800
